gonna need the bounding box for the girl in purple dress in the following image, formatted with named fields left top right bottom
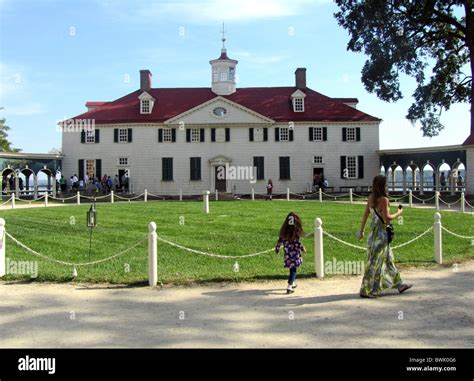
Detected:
left=275, top=212, right=306, bottom=294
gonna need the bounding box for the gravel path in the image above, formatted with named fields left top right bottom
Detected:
left=0, top=261, right=473, bottom=348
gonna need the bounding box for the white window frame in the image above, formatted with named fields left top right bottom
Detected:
left=346, top=127, right=356, bottom=142
left=141, top=99, right=151, bottom=114
left=86, top=160, right=95, bottom=179
left=293, top=97, right=304, bottom=112
left=85, top=129, right=95, bottom=144
left=346, top=156, right=358, bottom=179
left=254, top=128, right=264, bottom=142
left=118, top=128, right=129, bottom=143
left=118, top=157, right=129, bottom=166
left=215, top=128, right=226, bottom=143
left=313, top=156, right=323, bottom=165
left=313, top=127, right=323, bottom=141
left=279, top=127, right=289, bottom=142
left=191, top=128, right=201, bottom=143
left=163, top=128, right=172, bottom=142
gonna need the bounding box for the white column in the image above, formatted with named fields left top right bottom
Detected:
left=409, top=190, right=413, bottom=208
left=202, top=190, right=210, bottom=214
left=215, top=190, right=218, bottom=201
left=434, top=212, right=442, bottom=264
left=402, top=170, right=407, bottom=195
left=435, top=191, right=440, bottom=211
left=450, top=174, right=455, bottom=196
left=77, top=191, right=81, bottom=205
left=251, top=188, right=255, bottom=201
left=286, top=188, right=290, bottom=201
left=419, top=171, right=424, bottom=195
left=179, top=189, right=183, bottom=201
left=148, top=221, right=158, bottom=287
left=461, top=192, right=465, bottom=214
left=111, top=190, right=114, bottom=204
left=314, top=218, right=324, bottom=278
left=15, top=175, right=20, bottom=200
left=33, top=175, right=38, bottom=200
left=319, top=188, right=322, bottom=203
left=144, top=189, right=148, bottom=203
left=11, top=193, right=15, bottom=209
left=44, top=193, right=48, bottom=207
left=349, top=188, right=353, bottom=204
left=0, top=218, right=5, bottom=277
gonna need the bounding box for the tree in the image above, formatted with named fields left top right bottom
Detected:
left=334, top=0, right=473, bottom=137
left=0, top=118, right=20, bottom=152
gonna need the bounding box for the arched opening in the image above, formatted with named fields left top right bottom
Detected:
left=438, top=163, right=451, bottom=192
left=1, top=168, right=15, bottom=196
left=421, top=163, right=436, bottom=192
left=387, top=165, right=403, bottom=192
left=19, top=168, right=35, bottom=197
left=380, top=165, right=387, bottom=176
left=37, top=168, right=53, bottom=196
left=452, top=161, right=466, bottom=192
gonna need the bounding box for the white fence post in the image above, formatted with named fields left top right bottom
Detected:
left=319, top=188, right=322, bottom=203
left=11, top=193, right=15, bottom=209
left=286, top=188, right=290, bottom=201
left=434, top=212, right=442, bottom=264
left=111, top=190, right=114, bottom=204
left=435, top=191, right=440, bottom=211
left=77, top=191, right=81, bottom=205
left=215, top=190, right=218, bottom=201
left=0, top=218, right=5, bottom=277
left=179, top=189, right=183, bottom=202
left=144, top=189, right=148, bottom=203
left=349, top=188, right=353, bottom=204
left=148, top=221, right=158, bottom=287
left=45, top=193, right=48, bottom=207
left=251, top=188, right=255, bottom=201
left=202, top=190, right=210, bottom=214
left=461, top=192, right=465, bottom=214
left=409, top=190, right=413, bottom=208
left=314, top=218, right=324, bottom=278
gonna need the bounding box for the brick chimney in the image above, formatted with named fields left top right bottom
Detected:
left=140, top=69, right=152, bottom=92
left=295, top=68, right=306, bottom=89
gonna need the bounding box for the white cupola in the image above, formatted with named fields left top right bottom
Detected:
left=209, top=25, right=238, bottom=96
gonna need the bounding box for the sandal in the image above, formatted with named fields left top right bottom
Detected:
left=360, top=293, right=378, bottom=298
left=398, top=284, right=413, bottom=294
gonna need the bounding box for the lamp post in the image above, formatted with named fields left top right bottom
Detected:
left=86, top=201, right=97, bottom=261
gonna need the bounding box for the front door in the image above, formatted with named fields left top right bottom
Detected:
left=215, top=165, right=226, bottom=192
left=313, top=168, right=324, bottom=187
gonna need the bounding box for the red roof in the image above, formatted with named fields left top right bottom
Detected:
left=85, top=101, right=108, bottom=107
left=463, top=133, right=474, bottom=146
left=70, top=87, right=380, bottom=124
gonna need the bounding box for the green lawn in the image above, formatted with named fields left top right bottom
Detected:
left=1, top=200, right=473, bottom=284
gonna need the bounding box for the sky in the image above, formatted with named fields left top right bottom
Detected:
left=0, top=0, right=471, bottom=153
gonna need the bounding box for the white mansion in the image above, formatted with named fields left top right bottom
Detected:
left=61, top=40, right=381, bottom=195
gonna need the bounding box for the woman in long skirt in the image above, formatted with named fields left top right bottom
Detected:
left=358, top=175, right=412, bottom=298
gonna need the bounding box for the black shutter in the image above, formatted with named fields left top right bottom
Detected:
left=78, top=159, right=84, bottom=181
left=186, top=129, right=191, bottom=142
left=289, top=129, right=294, bottom=141
left=358, top=156, right=364, bottom=179
left=340, top=156, right=346, bottom=179
left=275, top=128, right=280, bottom=142
left=190, top=157, right=201, bottom=180
left=323, top=127, right=327, bottom=141
left=114, top=129, right=118, bottom=143
left=200, top=128, right=205, bottom=142
left=279, top=157, right=290, bottom=180
left=96, top=159, right=102, bottom=181
left=80, top=130, right=85, bottom=143
left=253, top=157, right=264, bottom=180
left=263, top=128, right=268, bottom=141
left=128, top=128, right=133, bottom=142
left=225, top=128, right=230, bottom=142
left=249, top=128, right=254, bottom=141
left=95, top=129, right=100, bottom=143
left=162, top=158, right=173, bottom=181
left=211, top=128, right=216, bottom=142
left=158, top=129, right=163, bottom=142
left=356, top=128, right=361, bottom=141
left=309, top=127, right=314, bottom=141
left=171, top=128, right=176, bottom=142
left=342, top=128, right=347, bottom=142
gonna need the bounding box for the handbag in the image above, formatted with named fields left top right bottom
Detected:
left=373, top=208, right=395, bottom=244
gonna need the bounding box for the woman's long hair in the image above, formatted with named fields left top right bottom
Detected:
left=279, top=212, right=304, bottom=240
left=369, top=175, right=389, bottom=206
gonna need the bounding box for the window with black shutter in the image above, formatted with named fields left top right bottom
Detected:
left=275, top=128, right=280, bottom=142
left=289, top=129, right=294, bottom=141
left=225, top=128, right=230, bottom=142
left=340, top=156, right=347, bottom=179
left=114, top=129, right=118, bottom=143
left=263, top=128, right=268, bottom=141
left=323, top=127, right=327, bottom=141
left=78, top=159, right=84, bottom=181
left=127, top=128, right=133, bottom=142
left=200, top=128, right=205, bottom=142
left=96, top=159, right=102, bottom=180
left=171, top=128, right=176, bottom=142
left=162, top=158, right=173, bottom=181
left=358, top=156, right=364, bottom=178
left=158, top=129, right=163, bottom=142
left=190, top=157, right=201, bottom=180
left=356, top=128, right=361, bottom=141
left=253, top=157, right=264, bottom=180
left=279, top=157, right=290, bottom=180
left=309, top=127, right=314, bottom=141
left=342, top=128, right=347, bottom=142
left=249, top=128, right=254, bottom=141
left=81, top=130, right=86, bottom=143
left=211, top=128, right=216, bottom=142
left=95, top=129, right=100, bottom=143
left=186, top=129, right=191, bottom=142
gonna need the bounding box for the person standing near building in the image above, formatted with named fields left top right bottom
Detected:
left=266, top=179, right=273, bottom=201
left=440, top=172, right=446, bottom=191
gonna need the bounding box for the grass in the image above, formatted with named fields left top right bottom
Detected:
left=1, top=200, right=473, bottom=284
